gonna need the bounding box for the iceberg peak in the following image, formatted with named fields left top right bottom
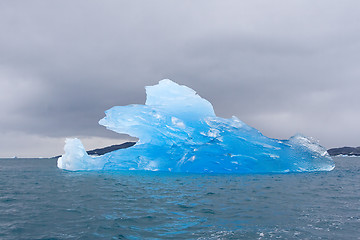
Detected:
left=145, top=79, right=215, bottom=118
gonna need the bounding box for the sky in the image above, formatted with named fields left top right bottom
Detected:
left=1, top=0, right=360, bottom=157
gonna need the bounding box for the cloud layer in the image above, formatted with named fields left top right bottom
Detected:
left=1, top=1, right=360, bottom=157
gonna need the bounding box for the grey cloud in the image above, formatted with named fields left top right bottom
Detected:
left=1, top=0, right=360, bottom=156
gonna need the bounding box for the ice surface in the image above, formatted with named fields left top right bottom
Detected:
left=57, top=79, right=334, bottom=173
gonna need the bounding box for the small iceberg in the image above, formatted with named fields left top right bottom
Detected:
left=57, top=79, right=334, bottom=173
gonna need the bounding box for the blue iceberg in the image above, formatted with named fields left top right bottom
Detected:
left=57, top=79, right=334, bottom=173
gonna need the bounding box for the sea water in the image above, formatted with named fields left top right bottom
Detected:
left=1, top=157, right=359, bottom=239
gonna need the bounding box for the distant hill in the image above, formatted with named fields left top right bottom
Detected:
left=54, top=142, right=360, bottom=158
left=53, top=142, right=136, bottom=158
left=327, top=147, right=360, bottom=156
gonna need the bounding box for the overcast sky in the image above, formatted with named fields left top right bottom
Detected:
left=1, top=0, right=360, bottom=157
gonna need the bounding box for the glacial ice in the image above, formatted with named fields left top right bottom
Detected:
left=57, top=79, right=334, bottom=173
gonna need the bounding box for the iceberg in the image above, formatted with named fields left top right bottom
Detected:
left=57, top=79, right=334, bottom=173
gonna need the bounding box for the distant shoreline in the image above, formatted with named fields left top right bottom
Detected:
left=52, top=142, right=137, bottom=159
left=327, top=146, right=360, bottom=157
left=2, top=143, right=359, bottom=159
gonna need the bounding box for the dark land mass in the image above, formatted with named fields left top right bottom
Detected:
left=87, top=142, right=136, bottom=155
left=53, top=142, right=359, bottom=158
left=327, top=146, right=360, bottom=156
left=53, top=142, right=136, bottom=158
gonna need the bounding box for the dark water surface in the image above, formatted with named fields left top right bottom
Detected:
left=1, top=157, right=359, bottom=239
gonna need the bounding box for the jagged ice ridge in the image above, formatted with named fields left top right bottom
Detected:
left=57, top=79, right=334, bottom=173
